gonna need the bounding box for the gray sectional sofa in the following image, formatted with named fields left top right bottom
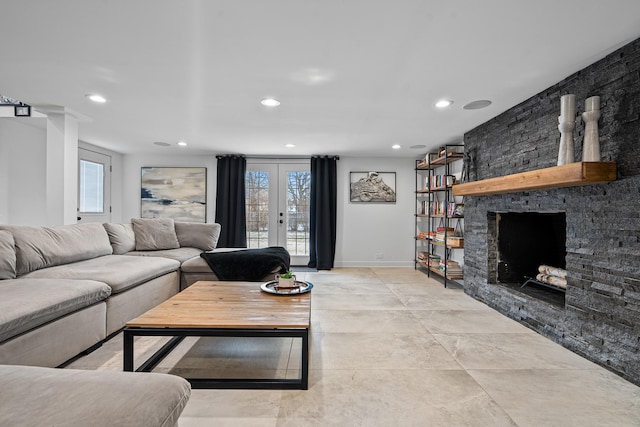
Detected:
left=0, top=218, right=221, bottom=368
left=0, top=364, right=191, bottom=427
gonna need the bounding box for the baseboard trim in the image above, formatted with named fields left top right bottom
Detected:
left=333, top=261, right=414, bottom=268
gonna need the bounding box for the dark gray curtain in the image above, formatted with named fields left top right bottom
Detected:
left=308, top=156, right=338, bottom=269
left=215, top=155, right=247, bottom=248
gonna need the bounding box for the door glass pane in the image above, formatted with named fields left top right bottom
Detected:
left=286, top=171, right=310, bottom=255
left=79, top=160, right=104, bottom=213
left=245, top=171, right=269, bottom=248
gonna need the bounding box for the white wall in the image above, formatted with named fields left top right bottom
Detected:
left=121, top=153, right=217, bottom=223
left=118, top=153, right=415, bottom=267
left=0, top=118, right=48, bottom=225
left=335, top=156, right=415, bottom=267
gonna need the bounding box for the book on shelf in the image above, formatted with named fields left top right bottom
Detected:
left=427, top=175, right=456, bottom=189
left=447, top=202, right=464, bottom=217
left=428, top=254, right=441, bottom=267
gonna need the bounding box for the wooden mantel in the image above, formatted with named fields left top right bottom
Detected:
left=452, top=161, right=616, bottom=197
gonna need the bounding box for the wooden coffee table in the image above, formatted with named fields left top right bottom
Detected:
left=123, top=281, right=311, bottom=389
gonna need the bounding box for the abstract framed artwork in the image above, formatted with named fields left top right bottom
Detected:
left=141, top=167, right=207, bottom=222
left=349, top=171, right=396, bottom=203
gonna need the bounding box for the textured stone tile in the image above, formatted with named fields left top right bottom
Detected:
left=399, top=293, right=493, bottom=311
left=434, top=333, right=600, bottom=370
left=469, top=369, right=640, bottom=427
left=311, top=309, right=426, bottom=334
left=310, top=332, right=461, bottom=370
left=309, top=280, right=394, bottom=295
left=179, top=418, right=277, bottom=427
left=372, top=267, right=436, bottom=284
left=413, top=309, right=531, bottom=334
left=311, top=292, right=406, bottom=311
left=305, top=268, right=382, bottom=285
left=181, top=389, right=282, bottom=418
left=277, top=369, right=517, bottom=427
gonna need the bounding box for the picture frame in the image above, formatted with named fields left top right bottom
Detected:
left=349, top=171, right=396, bottom=203
left=141, top=167, right=207, bottom=222
left=14, top=104, right=31, bottom=117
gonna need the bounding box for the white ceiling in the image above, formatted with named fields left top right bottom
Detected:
left=2, top=0, right=640, bottom=158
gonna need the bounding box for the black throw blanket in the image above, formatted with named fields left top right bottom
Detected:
left=200, top=247, right=290, bottom=281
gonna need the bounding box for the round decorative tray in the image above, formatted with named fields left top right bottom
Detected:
left=260, top=280, right=313, bottom=295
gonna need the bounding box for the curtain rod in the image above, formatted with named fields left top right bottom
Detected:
left=216, top=155, right=339, bottom=160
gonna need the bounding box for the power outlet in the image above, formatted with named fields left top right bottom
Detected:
left=375, top=253, right=384, bottom=260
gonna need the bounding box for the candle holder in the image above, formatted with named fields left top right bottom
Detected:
left=582, top=96, right=601, bottom=161
left=557, top=94, right=576, bottom=166
left=557, top=117, right=576, bottom=165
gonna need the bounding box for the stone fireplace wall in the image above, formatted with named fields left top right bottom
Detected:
left=463, top=37, right=640, bottom=385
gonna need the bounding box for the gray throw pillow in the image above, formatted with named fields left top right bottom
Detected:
left=0, top=230, right=17, bottom=279
left=103, top=223, right=137, bottom=254
left=175, top=222, right=221, bottom=251
left=131, top=218, right=180, bottom=251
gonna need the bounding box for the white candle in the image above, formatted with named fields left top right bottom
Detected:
left=560, top=94, right=576, bottom=120
left=585, top=96, right=600, bottom=112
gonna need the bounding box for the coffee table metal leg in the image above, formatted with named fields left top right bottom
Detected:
left=123, top=329, right=134, bottom=372
left=301, top=329, right=309, bottom=389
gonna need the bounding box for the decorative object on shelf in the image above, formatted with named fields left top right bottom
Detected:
left=14, top=103, right=31, bottom=117
left=141, top=167, right=207, bottom=222
left=557, top=94, right=576, bottom=166
left=275, top=270, right=297, bottom=289
left=582, top=95, right=601, bottom=161
left=350, top=171, right=396, bottom=203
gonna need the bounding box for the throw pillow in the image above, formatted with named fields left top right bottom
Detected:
left=175, top=222, right=221, bottom=251
left=0, top=230, right=17, bottom=279
left=131, top=218, right=180, bottom=251
left=103, top=223, right=137, bottom=254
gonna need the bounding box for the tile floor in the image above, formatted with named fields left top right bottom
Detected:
left=67, top=267, right=640, bottom=426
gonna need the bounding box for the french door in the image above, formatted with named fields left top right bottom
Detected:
left=77, top=148, right=111, bottom=223
left=245, top=161, right=311, bottom=266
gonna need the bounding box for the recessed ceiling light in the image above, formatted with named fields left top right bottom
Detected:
left=153, top=142, right=171, bottom=147
left=285, top=144, right=296, bottom=148
left=261, top=98, right=280, bottom=107
left=435, top=99, right=453, bottom=109
left=463, top=100, right=492, bottom=110
left=177, top=141, right=187, bottom=146
left=86, top=94, right=106, bottom=103
left=410, top=144, right=426, bottom=149
left=392, top=144, right=401, bottom=149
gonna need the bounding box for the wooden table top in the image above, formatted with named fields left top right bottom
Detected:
left=126, top=281, right=311, bottom=329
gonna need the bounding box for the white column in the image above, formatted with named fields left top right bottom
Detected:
left=46, top=112, right=78, bottom=225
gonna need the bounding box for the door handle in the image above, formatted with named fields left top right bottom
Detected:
left=279, top=220, right=284, bottom=224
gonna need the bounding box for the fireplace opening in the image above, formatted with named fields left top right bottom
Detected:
left=488, top=211, right=566, bottom=307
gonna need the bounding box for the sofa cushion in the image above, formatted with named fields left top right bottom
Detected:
left=127, top=247, right=202, bottom=263
left=0, top=223, right=113, bottom=276
left=103, top=223, right=136, bottom=254
left=20, top=255, right=180, bottom=294
left=175, top=222, right=221, bottom=251
left=0, top=230, right=16, bottom=279
left=132, top=218, right=180, bottom=251
left=0, top=365, right=191, bottom=427
left=0, top=278, right=110, bottom=343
